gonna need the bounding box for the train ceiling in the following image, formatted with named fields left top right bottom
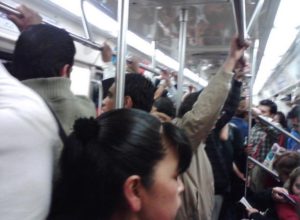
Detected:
left=93, top=0, right=280, bottom=81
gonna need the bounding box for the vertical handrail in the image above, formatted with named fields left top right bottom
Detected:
left=151, top=40, right=156, bottom=69
left=176, top=8, right=188, bottom=114
left=247, top=40, right=259, bottom=143
left=115, top=0, right=129, bottom=109
left=80, top=0, right=94, bottom=41
left=232, top=0, right=247, bottom=46
left=244, top=39, right=259, bottom=197
left=246, top=0, right=265, bottom=34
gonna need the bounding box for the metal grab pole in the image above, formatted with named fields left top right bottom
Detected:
left=246, top=0, right=265, bottom=34
left=257, top=115, right=300, bottom=144
left=247, top=40, right=259, bottom=144
left=115, top=0, right=129, bottom=109
left=244, top=40, right=259, bottom=197
left=138, top=63, right=160, bottom=75
left=0, top=1, right=103, bottom=50
left=151, top=40, right=156, bottom=69
left=176, top=8, right=188, bottom=114
left=232, top=0, right=247, bottom=45
left=80, top=0, right=94, bottom=41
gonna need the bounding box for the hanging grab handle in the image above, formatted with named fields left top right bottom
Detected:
left=80, top=0, right=94, bottom=42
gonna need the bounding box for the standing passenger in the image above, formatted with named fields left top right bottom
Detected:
left=8, top=6, right=96, bottom=135
left=11, top=24, right=96, bottom=135
left=102, top=36, right=248, bottom=220
left=48, top=109, right=193, bottom=220
left=0, top=63, right=60, bottom=220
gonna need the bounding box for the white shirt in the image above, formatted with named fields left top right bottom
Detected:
left=0, top=63, right=60, bottom=220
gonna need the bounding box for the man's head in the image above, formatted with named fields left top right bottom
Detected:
left=177, top=90, right=202, bottom=118
left=102, top=73, right=155, bottom=113
left=12, top=24, right=76, bottom=80
left=258, top=99, right=277, bottom=118
left=287, top=105, right=300, bottom=132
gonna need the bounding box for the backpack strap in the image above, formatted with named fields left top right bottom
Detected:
left=44, top=101, right=67, bottom=145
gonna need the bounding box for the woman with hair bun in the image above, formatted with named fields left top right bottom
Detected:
left=48, top=108, right=192, bottom=220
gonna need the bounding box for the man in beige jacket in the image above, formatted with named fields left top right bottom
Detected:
left=175, top=37, right=249, bottom=220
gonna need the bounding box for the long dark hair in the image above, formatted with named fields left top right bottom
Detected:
left=285, top=167, right=300, bottom=217
left=48, top=109, right=192, bottom=220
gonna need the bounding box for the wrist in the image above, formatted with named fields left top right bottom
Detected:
left=223, top=57, right=236, bottom=73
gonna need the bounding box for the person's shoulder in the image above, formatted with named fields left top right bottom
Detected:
left=75, top=95, right=96, bottom=116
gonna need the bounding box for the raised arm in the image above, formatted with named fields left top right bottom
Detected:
left=7, top=5, right=42, bottom=32
left=180, top=37, right=249, bottom=150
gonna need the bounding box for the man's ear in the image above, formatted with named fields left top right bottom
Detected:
left=123, top=175, right=142, bottom=212
left=60, top=64, right=72, bottom=77
left=124, top=96, right=133, bottom=109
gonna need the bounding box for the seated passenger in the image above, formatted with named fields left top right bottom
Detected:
left=0, top=62, right=60, bottom=220
left=246, top=152, right=300, bottom=220
left=47, top=109, right=192, bottom=220
left=275, top=167, right=300, bottom=220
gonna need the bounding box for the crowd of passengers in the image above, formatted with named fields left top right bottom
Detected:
left=1, top=5, right=300, bottom=220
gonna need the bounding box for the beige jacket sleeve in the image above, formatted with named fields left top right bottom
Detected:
left=180, top=68, right=234, bottom=150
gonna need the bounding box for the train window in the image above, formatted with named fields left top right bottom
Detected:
left=70, top=65, right=91, bottom=97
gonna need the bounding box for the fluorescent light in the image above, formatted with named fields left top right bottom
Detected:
left=127, top=32, right=154, bottom=56
left=253, top=56, right=281, bottom=95
left=70, top=65, right=91, bottom=96
left=155, top=50, right=179, bottom=70
left=184, top=69, right=208, bottom=87
left=274, top=0, right=300, bottom=29
left=253, top=0, right=299, bottom=95
left=264, top=28, right=297, bottom=57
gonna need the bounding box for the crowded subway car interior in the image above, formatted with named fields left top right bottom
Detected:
left=0, top=0, right=300, bottom=220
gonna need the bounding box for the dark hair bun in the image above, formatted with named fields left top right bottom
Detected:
left=73, top=118, right=99, bottom=143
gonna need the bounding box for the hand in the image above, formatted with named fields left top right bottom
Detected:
left=228, top=36, right=250, bottom=61
left=223, top=36, right=250, bottom=73
left=151, top=111, right=172, bottom=122
left=160, top=70, right=171, bottom=87
left=101, top=42, right=112, bottom=63
left=247, top=207, right=259, bottom=217
left=7, top=5, right=42, bottom=32
left=233, top=57, right=250, bottom=81
left=245, top=144, right=253, bottom=155
left=272, top=187, right=289, bottom=202
left=126, top=56, right=140, bottom=73
left=252, top=107, right=262, bottom=117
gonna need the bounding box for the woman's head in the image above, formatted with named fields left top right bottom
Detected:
left=50, top=109, right=192, bottom=220
left=286, top=167, right=300, bottom=195
left=273, top=152, right=300, bottom=183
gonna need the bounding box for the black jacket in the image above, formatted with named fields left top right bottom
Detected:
left=205, top=79, right=242, bottom=194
